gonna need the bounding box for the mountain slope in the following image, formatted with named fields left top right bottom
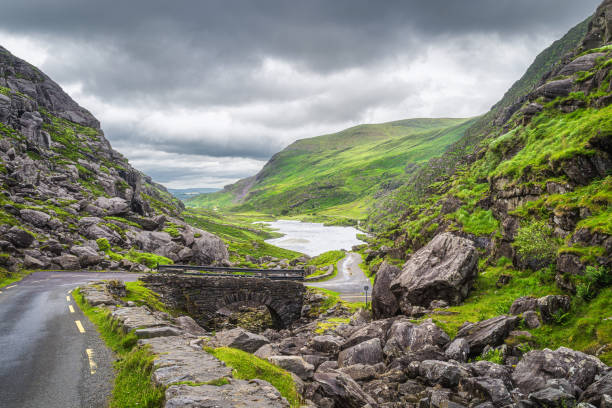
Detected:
left=187, top=117, right=476, bottom=221
left=364, top=0, right=612, bottom=362
left=0, top=46, right=229, bottom=275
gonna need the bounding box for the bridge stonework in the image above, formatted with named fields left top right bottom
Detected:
left=141, top=274, right=306, bottom=329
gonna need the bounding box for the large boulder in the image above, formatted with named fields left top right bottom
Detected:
left=313, top=371, right=377, bottom=408
left=5, top=226, right=35, bottom=248
left=341, top=319, right=393, bottom=350
left=190, top=229, right=229, bottom=264
left=371, top=261, right=402, bottom=318
left=70, top=245, right=102, bottom=267
left=459, top=377, right=512, bottom=407
left=390, top=233, right=478, bottom=311
left=93, top=196, right=129, bottom=215
left=310, top=335, right=344, bottom=355
left=383, top=318, right=450, bottom=359
left=268, top=356, right=314, bottom=380
left=53, top=254, right=81, bottom=270
left=537, top=295, right=571, bottom=324
left=445, top=337, right=470, bottom=362
left=338, top=338, right=384, bottom=367
left=208, top=328, right=269, bottom=353
left=419, top=360, right=470, bottom=388
left=19, top=209, right=50, bottom=228
left=512, top=347, right=608, bottom=394
left=455, top=315, right=519, bottom=356
left=509, top=296, right=538, bottom=315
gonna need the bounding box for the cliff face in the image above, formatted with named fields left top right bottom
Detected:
left=0, top=46, right=229, bottom=273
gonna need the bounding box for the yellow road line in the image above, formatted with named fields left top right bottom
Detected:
left=86, top=349, right=97, bottom=375
left=75, top=320, right=85, bottom=333
left=6, top=285, right=16, bottom=289
left=69, top=305, right=75, bottom=313
left=66, top=296, right=71, bottom=302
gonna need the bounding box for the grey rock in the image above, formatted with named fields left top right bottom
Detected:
left=316, top=360, right=339, bottom=373
left=19, top=209, right=50, bottom=228
left=165, top=380, right=290, bottom=408
left=338, top=363, right=380, bottom=381
left=313, top=371, right=377, bottom=408
left=512, top=347, right=608, bottom=395
left=383, top=318, right=450, bottom=359
left=455, top=315, right=519, bottom=356
left=390, top=232, right=478, bottom=310
left=558, top=53, right=607, bottom=76
left=191, top=229, right=230, bottom=264
left=311, top=335, right=344, bottom=355
left=532, top=78, right=573, bottom=99
left=338, top=338, right=384, bottom=367
left=209, top=328, right=269, bottom=353
left=175, top=316, right=207, bottom=337
left=254, top=344, right=281, bottom=360
left=372, top=261, right=402, bottom=318
left=24, top=254, right=45, bottom=269
left=523, top=310, right=542, bottom=329
left=537, top=295, right=571, bottom=324
left=445, top=337, right=470, bottom=362
left=53, top=254, right=80, bottom=270
left=112, top=306, right=170, bottom=332
left=580, top=371, right=612, bottom=406
left=349, top=309, right=372, bottom=326
left=93, top=196, right=129, bottom=215
left=70, top=245, right=102, bottom=267
left=135, top=326, right=183, bottom=339
left=510, top=296, right=539, bottom=315
left=419, top=360, right=470, bottom=388
left=341, top=318, right=392, bottom=350
left=5, top=226, right=35, bottom=248
left=460, top=377, right=512, bottom=407
left=467, top=360, right=513, bottom=390
left=268, top=355, right=314, bottom=380
left=79, top=283, right=117, bottom=306
left=141, top=335, right=233, bottom=387
left=529, top=387, right=576, bottom=408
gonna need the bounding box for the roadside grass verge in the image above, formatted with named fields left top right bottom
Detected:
left=204, top=347, right=301, bottom=407
left=305, top=250, right=345, bottom=281
left=73, top=288, right=165, bottom=408
left=0, top=268, right=33, bottom=288
left=121, top=281, right=170, bottom=314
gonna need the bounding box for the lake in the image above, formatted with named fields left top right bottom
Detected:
left=262, top=220, right=366, bottom=257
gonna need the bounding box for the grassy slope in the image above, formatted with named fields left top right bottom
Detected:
left=366, top=17, right=612, bottom=362
left=187, top=117, right=476, bottom=221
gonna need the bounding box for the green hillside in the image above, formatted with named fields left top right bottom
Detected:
left=187, top=117, right=476, bottom=222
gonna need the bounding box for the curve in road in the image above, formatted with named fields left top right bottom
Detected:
left=0, top=271, right=140, bottom=408
left=307, top=252, right=372, bottom=302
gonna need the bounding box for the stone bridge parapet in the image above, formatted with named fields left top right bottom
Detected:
left=141, top=274, right=306, bottom=328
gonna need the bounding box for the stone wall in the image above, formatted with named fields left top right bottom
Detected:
left=141, top=274, right=306, bottom=329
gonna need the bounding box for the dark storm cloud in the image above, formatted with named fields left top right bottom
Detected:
left=0, top=0, right=602, bottom=187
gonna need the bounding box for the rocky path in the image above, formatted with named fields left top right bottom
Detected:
left=308, top=252, right=372, bottom=302
left=0, top=271, right=140, bottom=408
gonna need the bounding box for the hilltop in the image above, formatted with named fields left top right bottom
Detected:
left=187, top=117, right=476, bottom=222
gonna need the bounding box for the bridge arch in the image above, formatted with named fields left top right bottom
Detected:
left=141, top=274, right=306, bottom=329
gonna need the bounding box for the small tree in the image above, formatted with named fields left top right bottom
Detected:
left=513, top=220, right=560, bottom=270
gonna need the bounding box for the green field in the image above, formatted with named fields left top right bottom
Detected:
left=186, top=117, right=477, bottom=222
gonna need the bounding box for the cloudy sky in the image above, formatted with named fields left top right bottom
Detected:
left=0, top=0, right=601, bottom=189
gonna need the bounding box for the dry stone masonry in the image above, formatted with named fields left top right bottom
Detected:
left=141, top=273, right=306, bottom=329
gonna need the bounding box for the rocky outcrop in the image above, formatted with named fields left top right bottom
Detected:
left=390, top=233, right=478, bottom=312
left=455, top=315, right=519, bottom=356
left=208, top=327, right=270, bottom=353
left=371, top=261, right=401, bottom=318
left=0, top=45, right=234, bottom=272
left=512, top=347, right=609, bottom=395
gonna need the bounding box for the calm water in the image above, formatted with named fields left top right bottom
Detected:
left=262, top=220, right=366, bottom=257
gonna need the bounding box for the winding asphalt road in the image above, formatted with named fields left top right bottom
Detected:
left=0, top=271, right=140, bottom=408
left=307, top=252, right=372, bottom=302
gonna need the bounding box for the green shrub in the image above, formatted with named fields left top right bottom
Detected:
left=576, top=265, right=611, bottom=301
left=96, top=237, right=111, bottom=252
left=513, top=220, right=560, bottom=269
left=475, top=348, right=504, bottom=364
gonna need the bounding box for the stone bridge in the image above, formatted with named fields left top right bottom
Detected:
left=140, top=274, right=306, bottom=329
